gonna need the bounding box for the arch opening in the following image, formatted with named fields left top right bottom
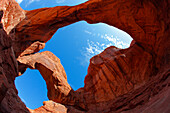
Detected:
left=15, top=68, right=49, bottom=109
left=42, top=21, right=132, bottom=90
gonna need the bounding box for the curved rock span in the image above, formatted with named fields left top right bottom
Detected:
left=0, top=0, right=169, bottom=113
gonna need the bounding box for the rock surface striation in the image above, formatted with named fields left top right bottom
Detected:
left=0, top=0, right=169, bottom=113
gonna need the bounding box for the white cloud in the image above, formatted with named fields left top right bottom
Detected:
left=56, top=0, right=65, bottom=3
left=84, top=30, right=92, bottom=35
left=84, top=30, right=96, bottom=36
left=80, top=34, right=130, bottom=66
left=86, top=40, right=103, bottom=54
left=25, top=0, right=40, bottom=7
left=28, top=0, right=40, bottom=4
left=16, top=0, right=23, bottom=4
left=28, top=0, right=34, bottom=4
left=102, top=34, right=129, bottom=48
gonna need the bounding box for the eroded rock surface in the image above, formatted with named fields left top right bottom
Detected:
left=18, top=51, right=73, bottom=104
left=0, top=10, right=29, bottom=113
left=30, top=101, right=68, bottom=113
left=0, top=0, right=169, bottom=113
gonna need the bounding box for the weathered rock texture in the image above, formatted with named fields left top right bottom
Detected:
left=17, top=51, right=73, bottom=104
left=0, top=0, right=169, bottom=113
left=0, top=9, right=29, bottom=113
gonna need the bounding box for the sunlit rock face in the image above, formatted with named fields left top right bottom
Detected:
left=0, top=0, right=25, bottom=34
left=0, top=0, right=170, bottom=113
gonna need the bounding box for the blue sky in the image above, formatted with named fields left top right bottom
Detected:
left=14, top=0, right=132, bottom=109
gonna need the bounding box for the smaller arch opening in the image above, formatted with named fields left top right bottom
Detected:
left=15, top=68, right=49, bottom=109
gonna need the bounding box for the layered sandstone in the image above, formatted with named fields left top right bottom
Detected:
left=0, top=0, right=169, bottom=113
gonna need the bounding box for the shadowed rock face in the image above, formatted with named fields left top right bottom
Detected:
left=0, top=9, right=29, bottom=113
left=0, top=0, right=169, bottom=113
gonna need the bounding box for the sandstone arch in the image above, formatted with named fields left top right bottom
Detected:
left=0, top=0, right=169, bottom=113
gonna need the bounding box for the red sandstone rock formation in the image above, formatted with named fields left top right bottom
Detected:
left=0, top=9, right=29, bottom=113
left=17, top=51, right=73, bottom=104
left=0, top=0, right=169, bottom=113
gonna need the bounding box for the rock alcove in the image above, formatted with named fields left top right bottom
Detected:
left=0, top=0, right=169, bottom=113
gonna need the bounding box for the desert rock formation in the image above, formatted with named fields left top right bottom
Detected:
left=0, top=0, right=169, bottom=113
